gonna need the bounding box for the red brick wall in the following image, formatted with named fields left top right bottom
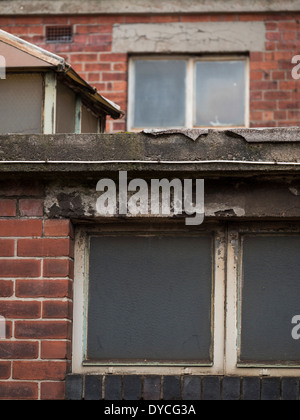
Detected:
left=1, top=12, right=300, bottom=132
left=0, top=180, right=73, bottom=400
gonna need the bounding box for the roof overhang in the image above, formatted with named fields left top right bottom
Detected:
left=0, top=29, right=124, bottom=119
left=0, top=29, right=65, bottom=68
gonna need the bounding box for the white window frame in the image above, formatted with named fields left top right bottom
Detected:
left=127, top=55, right=249, bottom=132
left=226, top=222, right=300, bottom=378
left=72, top=221, right=300, bottom=377
left=72, top=222, right=226, bottom=376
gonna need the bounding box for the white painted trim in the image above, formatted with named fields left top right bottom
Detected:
left=185, top=57, right=194, bottom=130
left=43, top=72, right=57, bottom=134
left=127, top=58, right=135, bottom=134
left=245, top=57, right=250, bottom=129
left=225, top=224, right=300, bottom=377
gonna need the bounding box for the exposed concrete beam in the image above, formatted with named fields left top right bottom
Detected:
left=0, top=129, right=300, bottom=173
left=1, top=0, right=300, bottom=15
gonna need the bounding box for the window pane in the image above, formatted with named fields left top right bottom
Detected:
left=87, top=235, right=213, bottom=364
left=195, top=60, right=246, bottom=127
left=56, top=81, right=76, bottom=133
left=133, top=60, right=186, bottom=128
left=0, top=73, right=43, bottom=134
left=240, top=235, right=300, bottom=365
left=81, top=106, right=98, bottom=133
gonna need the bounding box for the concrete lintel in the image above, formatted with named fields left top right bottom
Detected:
left=43, top=177, right=300, bottom=220
left=112, top=22, right=265, bottom=53
left=1, top=0, right=300, bottom=15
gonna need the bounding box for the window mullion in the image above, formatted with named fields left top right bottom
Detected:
left=185, top=58, right=194, bottom=129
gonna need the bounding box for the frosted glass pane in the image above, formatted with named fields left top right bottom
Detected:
left=195, top=61, right=246, bottom=127
left=87, top=235, right=213, bottom=364
left=133, top=60, right=186, bottom=128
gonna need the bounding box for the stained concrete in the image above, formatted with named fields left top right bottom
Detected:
left=0, top=129, right=299, bottom=221
left=1, top=0, right=300, bottom=15
left=0, top=129, right=300, bottom=175
left=43, top=177, right=300, bottom=220
left=112, top=22, right=265, bottom=53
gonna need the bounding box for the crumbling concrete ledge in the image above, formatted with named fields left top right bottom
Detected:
left=0, top=128, right=299, bottom=221
left=0, top=129, right=300, bottom=174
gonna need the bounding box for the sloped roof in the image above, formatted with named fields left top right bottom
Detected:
left=0, top=29, right=124, bottom=119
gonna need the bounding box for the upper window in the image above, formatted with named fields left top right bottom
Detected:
left=128, top=56, right=248, bottom=130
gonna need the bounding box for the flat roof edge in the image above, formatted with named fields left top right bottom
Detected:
left=0, top=129, right=299, bottom=173
left=0, top=30, right=123, bottom=118
left=1, top=0, right=300, bottom=15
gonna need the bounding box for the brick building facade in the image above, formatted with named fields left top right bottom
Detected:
left=0, top=129, right=299, bottom=400
left=1, top=0, right=300, bottom=401
left=1, top=0, right=300, bottom=132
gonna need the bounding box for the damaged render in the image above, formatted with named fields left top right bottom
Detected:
left=11, top=128, right=294, bottom=220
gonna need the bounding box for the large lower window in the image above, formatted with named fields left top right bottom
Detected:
left=73, top=223, right=300, bottom=376
left=128, top=56, right=248, bottom=130
left=73, top=223, right=225, bottom=374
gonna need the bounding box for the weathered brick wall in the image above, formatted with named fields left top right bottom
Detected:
left=0, top=180, right=73, bottom=400
left=1, top=12, right=300, bottom=132
left=0, top=130, right=299, bottom=399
